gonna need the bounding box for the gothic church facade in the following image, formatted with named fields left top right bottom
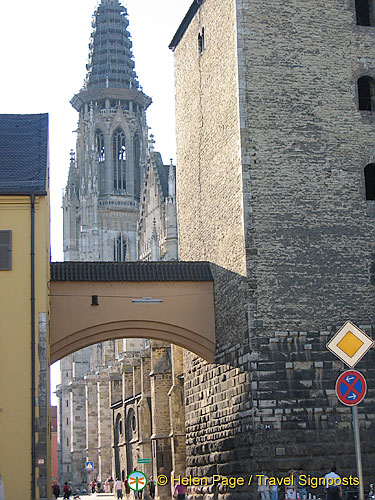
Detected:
left=58, top=0, right=177, bottom=489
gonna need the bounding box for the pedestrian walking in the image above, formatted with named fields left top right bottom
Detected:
left=91, top=479, right=96, bottom=494
left=132, top=468, right=140, bottom=499
left=148, top=476, right=156, bottom=499
left=271, top=484, right=278, bottom=500
left=114, top=477, right=123, bottom=499
left=173, top=482, right=186, bottom=500
left=109, top=476, right=114, bottom=493
left=297, top=467, right=307, bottom=500
left=258, top=472, right=271, bottom=500
left=324, top=467, right=342, bottom=500
left=52, top=482, right=60, bottom=499
left=285, top=471, right=297, bottom=500
left=63, top=481, right=72, bottom=499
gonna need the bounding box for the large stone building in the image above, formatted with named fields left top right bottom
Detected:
left=57, top=0, right=178, bottom=490
left=169, top=0, right=375, bottom=497
left=57, top=0, right=375, bottom=497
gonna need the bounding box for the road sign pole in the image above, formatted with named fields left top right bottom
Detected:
left=352, top=406, right=364, bottom=500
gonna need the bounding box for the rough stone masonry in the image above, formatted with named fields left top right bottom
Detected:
left=171, top=0, right=375, bottom=498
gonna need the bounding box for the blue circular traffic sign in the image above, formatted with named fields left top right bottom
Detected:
left=335, top=370, right=367, bottom=406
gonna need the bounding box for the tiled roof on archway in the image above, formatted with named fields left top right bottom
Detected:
left=50, top=261, right=213, bottom=282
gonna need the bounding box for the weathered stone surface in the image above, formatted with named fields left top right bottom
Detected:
left=173, top=0, right=375, bottom=497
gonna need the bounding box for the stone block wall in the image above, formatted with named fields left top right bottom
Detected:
left=184, top=330, right=375, bottom=499
left=173, top=0, right=375, bottom=497
left=174, top=0, right=246, bottom=277
left=57, top=357, right=73, bottom=485
left=70, top=380, right=87, bottom=486
left=183, top=349, right=253, bottom=500
left=150, top=341, right=173, bottom=499
left=97, top=372, right=113, bottom=481
left=169, top=346, right=186, bottom=477
left=85, top=373, right=99, bottom=481
left=236, top=0, right=375, bottom=333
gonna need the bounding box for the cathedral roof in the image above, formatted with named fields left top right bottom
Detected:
left=84, top=0, right=138, bottom=90
left=150, top=151, right=169, bottom=198
left=51, top=261, right=213, bottom=282
left=0, top=114, right=48, bottom=195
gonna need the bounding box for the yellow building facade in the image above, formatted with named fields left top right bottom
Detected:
left=0, top=114, right=50, bottom=499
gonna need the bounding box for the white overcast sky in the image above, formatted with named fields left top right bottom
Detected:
left=0, top=0, right=192, bottom=404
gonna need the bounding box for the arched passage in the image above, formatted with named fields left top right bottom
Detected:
left=50, top=261, right=215, bottom=363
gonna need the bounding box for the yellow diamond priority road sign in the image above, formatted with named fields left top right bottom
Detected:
left=327, top=321, right=374, bottom=368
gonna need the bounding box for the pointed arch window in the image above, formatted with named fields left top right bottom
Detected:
left=355, top=0, right=374, bottom=25
left=112, top=128, right=126, bottom=191
left=133, top=133, right=141, bottom=198
left=114, top=233, right=128, bottom=261
left=365, top=163, right=375, bottom=200
left=358, top=76, right=375, bottom=111
left=133, top=133, right=140, bottom=168
left=95, top=130, right=105, bottom=162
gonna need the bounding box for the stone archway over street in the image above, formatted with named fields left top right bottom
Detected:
left=50, top=261, right=215, bottom=363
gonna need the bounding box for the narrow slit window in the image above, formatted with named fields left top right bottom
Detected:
left=133, top=133, right=140, bottom=198
left=365, top=163, right=375, bottom=200
left=198, top=27, right=205, bottom=55
left=358, top=76, right=375, bottom=111
left=355, top=0, right=374, bottom=25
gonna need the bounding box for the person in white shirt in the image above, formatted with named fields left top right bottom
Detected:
left=258, top=472, right=271, bottom=500
left=285, top=471, right=297, bottom=500
left=114, top=477, right=123, bottom=499
left=324, top=467, right=342, bottom=500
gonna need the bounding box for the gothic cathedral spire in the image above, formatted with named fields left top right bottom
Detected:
left=64, top=0, right=151, bottom=262
left=85, top=0, right=138, bottom=90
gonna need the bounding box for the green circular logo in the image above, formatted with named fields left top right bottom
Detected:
left=127, top=471, right=147, bottom=492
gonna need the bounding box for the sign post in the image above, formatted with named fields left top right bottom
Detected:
left=327, top=321, right=374, bottom=500
left=352, top=406, right=364, bottom=500
left=335, top=369, right=367, bottom=500
left=85, top=461, right=94, bottom=471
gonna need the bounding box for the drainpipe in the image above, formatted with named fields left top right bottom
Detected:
left=30, top=194, right=36, bottom=499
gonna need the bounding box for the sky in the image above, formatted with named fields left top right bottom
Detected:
left=0, top=0, right=193, bottom=404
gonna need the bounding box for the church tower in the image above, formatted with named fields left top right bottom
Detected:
left=63, top=0, right=151, bottom=262
left=59, top=0, right=153, bottom=487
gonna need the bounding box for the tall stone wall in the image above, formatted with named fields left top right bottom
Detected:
left=173, top=0, right=375, bottom=497
left=174, top=0, right=245, bottom=277
left=85, top=373, right=99, bottom=481
left=70, top=380, right=87, bottom=487
left=236, top=0, right=375, bottom=331
left=97, top=372, right=113, bottom=482
left=150, top=341, right=173, bottom=500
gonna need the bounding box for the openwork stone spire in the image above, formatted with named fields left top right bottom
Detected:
left=85, top=0, right=138, bottom=89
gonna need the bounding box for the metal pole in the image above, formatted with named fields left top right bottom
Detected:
left=352, top=406, right=364, bottom=500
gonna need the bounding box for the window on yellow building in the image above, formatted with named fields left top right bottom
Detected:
left=0, top=231, right=11, bottom=270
